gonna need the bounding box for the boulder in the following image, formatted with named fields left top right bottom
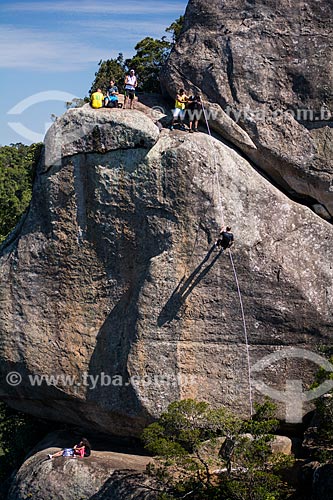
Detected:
left=7, top=432, right=155, bottom=500
left=44, top=105, right=160, bottom=167
left=0, top=107, right=332, bottom=435
left=161, top=0, right=333, bottom=217
left=270, top=435, right=292, bottom=455
left=199, top=434, right=292, bottom=461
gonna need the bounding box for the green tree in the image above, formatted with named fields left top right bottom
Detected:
left=165, top=15, right=184, bottom=44
left=142, top=399, right=293, bottom=500
left=0, top=142, right=42, bottom=244
left=65, top=97, right=88, bottom=109
left=89, top=53, right=126, bottom=96
left=89, top=15, right=184, bottom=95
left=125, top=36, right=171, bottom=92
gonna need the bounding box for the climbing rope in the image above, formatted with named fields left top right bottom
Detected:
left=182, top=104, right=215, bottom=276
left=182, top=94, right=223, bottom=276
left=201, top=99, right=254, bottom=418
left=228, top=249, right=254, bottom=417
left=201, top=102, right=225, bottom=228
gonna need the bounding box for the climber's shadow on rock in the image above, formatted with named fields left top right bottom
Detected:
left=158, top=245, right=222, bottom=326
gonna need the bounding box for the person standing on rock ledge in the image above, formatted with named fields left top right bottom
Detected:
left=124, top=69, right=138, bottom=109
left=214, top=226, right=234, bottom=251
left=187, top=92, right=202, bottom=133
left=170, top=89, right=188, bottom=130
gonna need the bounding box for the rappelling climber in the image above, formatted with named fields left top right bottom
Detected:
left=214, top=226, right=234, bottom=250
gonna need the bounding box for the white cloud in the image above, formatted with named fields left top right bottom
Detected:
left=0, top=26, right=125, bottom=71
left=3, top=0, right=186, bottom=15
left=69, top=19, right=170, bottom=41
left=74, top=19, right=168, bottom=35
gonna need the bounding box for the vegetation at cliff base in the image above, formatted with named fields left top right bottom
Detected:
left=0, top=142, right=42, bottom=244
left=142, top=399, right=294, bottom=500
left=311, top=348, right=333, bottom=449
left=0, top=402, right=51, bottom=482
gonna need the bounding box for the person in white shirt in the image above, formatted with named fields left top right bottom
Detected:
left=124, top=69, right=138, bottom=109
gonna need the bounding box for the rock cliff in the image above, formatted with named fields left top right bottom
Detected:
left=0, top=105, right=332, bottom=435
left=161, top=0, right=333, bottom=219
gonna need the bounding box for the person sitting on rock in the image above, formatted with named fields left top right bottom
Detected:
left=47, top=438, right=91, bottom=459
left=90, top=89, right=104, bottom=109
left=104, top=80, right=119, bottom=108
left=187, top=92, right=202, bottom=133
left=170, top=89, right=188, bottom=131
left=74, top=438, right=91, bottom=458
left=214, top=226, right=234, bottom=251
left=124, top=69, right=137, bottom=109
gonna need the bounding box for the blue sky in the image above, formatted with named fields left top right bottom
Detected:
left=1, top=0, right=188, bottom=146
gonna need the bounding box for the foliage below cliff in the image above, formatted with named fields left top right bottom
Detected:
left=142, top=399, right=294, bottom=500
left=0, top=402, right=52, bottom=482
left=0, top=142, right=42, bottom=243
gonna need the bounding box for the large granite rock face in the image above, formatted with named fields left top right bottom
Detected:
left=0, top=106, right=332, bottom=435
left=161, top=0, right=333, bottom=218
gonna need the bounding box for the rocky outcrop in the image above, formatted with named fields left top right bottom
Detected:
left=161, top=0, right=333, bottom=218
left=44, top=105, right=160, bottom=168
left=199, top=434, right=292, bottom=461
left=0, top=106, right=332, bottom=435
left=270, top=435, right=292, bottom=455
left=8, top=432, right=156, bottom=500
left=6, top=429, right=294, bottom=500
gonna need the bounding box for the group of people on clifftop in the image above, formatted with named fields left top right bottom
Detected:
left=90, top=76, right=235, bottom=248
left=91, top=79, right=203, bottom=134
left=90, top=69, right=138, bottom=110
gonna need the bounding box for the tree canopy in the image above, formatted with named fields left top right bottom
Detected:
left=89, top=15, right=184, bottom=95
left=165, top=15, right=184, bottom=44
left=0, top=142, right=42, bottom=244
left=124, top=36, right=171, bottom=92
left=90, top=53, right=126, bottom=94
left=142, top=399, right=294, bottom=500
